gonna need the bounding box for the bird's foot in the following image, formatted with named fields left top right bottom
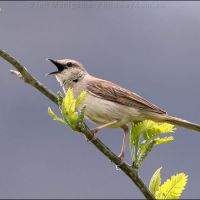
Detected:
left=115, top=152, right=125, bottom=170
left=118, top=152, right=125, bottom=162
left=115, top=153, right=125, bottom=171
left=86, top=128, right=98, bottom=142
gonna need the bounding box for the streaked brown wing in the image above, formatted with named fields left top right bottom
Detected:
left=87, top=79, right=166, bottom=114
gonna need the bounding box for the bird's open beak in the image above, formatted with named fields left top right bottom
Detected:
left=46, top=58, right=65, bottom=75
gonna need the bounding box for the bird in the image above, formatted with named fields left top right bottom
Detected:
left=47, top=58, right=200, bottom=161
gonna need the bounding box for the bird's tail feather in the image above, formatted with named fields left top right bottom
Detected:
left=162, top=115, right=200, bottom=132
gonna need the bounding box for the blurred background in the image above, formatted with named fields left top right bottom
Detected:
left=0, top=1, right=200, bottom=198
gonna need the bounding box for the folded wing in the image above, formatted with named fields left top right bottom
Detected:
left=87, top=79, right=166, bottom=115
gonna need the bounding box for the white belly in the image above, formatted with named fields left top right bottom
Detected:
left=78, top=94, right=141, bottom=128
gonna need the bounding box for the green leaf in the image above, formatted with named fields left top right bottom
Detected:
left=142, top=120, right=175, bottom=140
left=61, top=88, right=74, bottom=121
left=59, top=88, right=87, bottom=131
left=57, top=91, right=63, bottom=109
left=130, top=120, right=174, bottom=148
left=77, top=105, right=86, bottom=124
left=135, top=139, right=156, bottom=167
left=48, top=107, right=64, bottom=124
left=63, top=87, right=74, bottom=113
left=48, top=107, right=57, bottom=119
left=61, top=97, right=71, bottom=127
left=130, top=122, right=140, bottom=145
left=49, top=88, right=86, bottom=130
left=149, top=167, right=162, bottom=195
left=68, top=99, right=76, bottom=114
left=154, top=136, right=174, bottom=145
left=75, top=91, right=87, bottom=108
left=129, top=120, right=176, bottom=166
left=70, top=112, right=79, bottom=129
left=130, top=122, right=143, bottom=160
left=156, top=173, right=188, bottom=199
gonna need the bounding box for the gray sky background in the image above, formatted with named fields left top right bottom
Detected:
left=0, top=1, right=200, bottom=199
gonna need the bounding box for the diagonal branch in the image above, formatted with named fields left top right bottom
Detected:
left=0, top=49, right=155, bottom=199
left=0, top=50, right=57, bottom=104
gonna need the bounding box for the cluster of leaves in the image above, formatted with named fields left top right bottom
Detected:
left=130, top=120, right=175, bottom=168
left=48, top=88, right=87, bottom=131
left=130, top=121, right=188, bottom=199
left=149, top=167, right=188, bottom=199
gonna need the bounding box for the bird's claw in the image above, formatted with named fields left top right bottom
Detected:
left=86, top=128, right=98, bottom=142
left=118, top=152, right=125, bottom=162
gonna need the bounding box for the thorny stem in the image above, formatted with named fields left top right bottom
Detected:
left=0, top=49, right=155, bottom=199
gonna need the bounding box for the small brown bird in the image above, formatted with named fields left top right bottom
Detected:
left=48, top=58, right=200, bottom=161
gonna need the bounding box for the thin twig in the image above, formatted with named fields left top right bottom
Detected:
left=0, top=49, right=155, bottom=199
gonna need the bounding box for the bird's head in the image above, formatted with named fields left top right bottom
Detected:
left=47, top=58, right=87, bottom=89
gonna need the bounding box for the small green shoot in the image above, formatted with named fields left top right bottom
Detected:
left=130, top=120, right=175, bottom=168
left=48, top=88, right=87, bottom=131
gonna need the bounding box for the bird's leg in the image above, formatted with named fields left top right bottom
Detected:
left=89, top=120, right=118, bottom=140
left=118, top=125, right=129, bottom=161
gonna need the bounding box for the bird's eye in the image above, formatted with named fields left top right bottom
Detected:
left=67, top=62, right=72, bottom=67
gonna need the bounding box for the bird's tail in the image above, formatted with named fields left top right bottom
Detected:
left=162, top=115, right=200, bottom=132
